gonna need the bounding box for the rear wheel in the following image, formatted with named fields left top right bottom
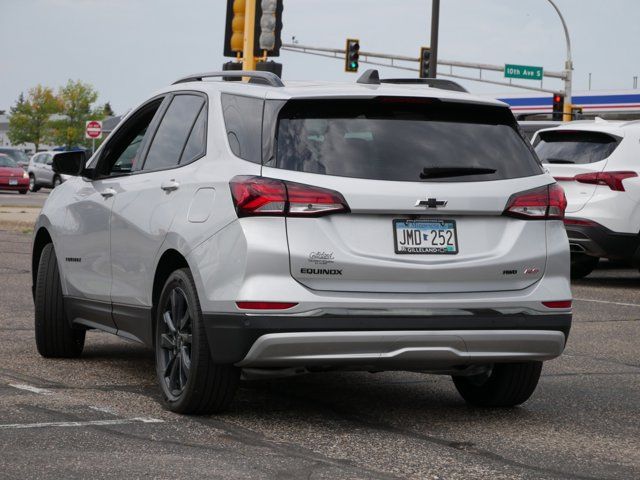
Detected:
left=19, top=189, right=27, bottom=195
left=34, top=244, right=85, bottom=357
left=52, top=176, right=61, bottom=188
left=29, top=175, right=40, bottom=192
left=571, top=253, right=599, bottom=279
left=154, top=268, right=239, bottom=414
left=452, top=362, right=543, bottom=407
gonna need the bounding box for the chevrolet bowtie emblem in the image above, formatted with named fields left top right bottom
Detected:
left=415, top=198, right=448, bottom=208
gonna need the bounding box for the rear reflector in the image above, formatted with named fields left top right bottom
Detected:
left=503, top=184, right=567, bottom=220
left=230, top=176, right=350, bottom=217
left=574, top=171, right=637, bottom=192
left=236, top=301, right=298, bottom=310
left=542, top=300, right=572, bottom=309
left=563, top=218, right=601, bottom=227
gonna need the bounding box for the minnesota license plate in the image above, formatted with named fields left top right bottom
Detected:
left=9, top=179, right=18, bottom=185
left=393, top=219, right=458, bottom=254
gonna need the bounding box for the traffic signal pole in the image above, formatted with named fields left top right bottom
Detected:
left=546, top=0, right=573, bottom=121
left=242, top=0, right=257, bottom=71
left=428, top=0, right=440, bottom=78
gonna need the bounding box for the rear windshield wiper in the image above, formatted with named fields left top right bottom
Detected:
left=545, top=158, right=575, bottom=164
left=420, top=166, right=497, bottom=179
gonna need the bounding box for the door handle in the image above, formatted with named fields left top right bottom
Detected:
left=161, top=180, right=179, bottom=192
left=100, top=188, right=116, bottom=198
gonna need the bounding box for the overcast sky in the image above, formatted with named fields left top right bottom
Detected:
left=1, top=0, right=639, bottom=114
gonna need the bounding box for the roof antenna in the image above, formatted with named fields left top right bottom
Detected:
left=357, top=69, right=380, bottom=85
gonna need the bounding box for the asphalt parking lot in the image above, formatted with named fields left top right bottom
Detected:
left=0, top=226, right=639, bottom=479
left=0, top=190, right=50, bottom=208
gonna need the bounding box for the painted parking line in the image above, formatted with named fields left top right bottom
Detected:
left=0, top=417, right=164, bottom=430
left=8, top=384, right=52, bottom=395
left=574, top=297, right=640, bottom=308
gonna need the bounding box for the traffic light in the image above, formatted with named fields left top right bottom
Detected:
left=345, top=39, right=360, bottom=73
left=254, top=0, right=284, bottom=57
left=223, top=0, right=246, bottom=58
left=552, top=93, right=564, bottom=121
left=419, top=47, right=431, bottom=78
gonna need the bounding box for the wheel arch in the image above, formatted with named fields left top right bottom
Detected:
left=152, top=249, right=191, bottom=320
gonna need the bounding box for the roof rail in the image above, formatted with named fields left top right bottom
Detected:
left=172, top=71, right=284, bottom=87
left=355, top=69, right=468, bottom=93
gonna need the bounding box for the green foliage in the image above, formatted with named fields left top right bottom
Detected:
left=7, top=86, right=60, bottom=151
left=47, top=80, right=99, bottom=148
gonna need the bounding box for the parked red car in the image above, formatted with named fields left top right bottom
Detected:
left=0, top=154, right=29, bottom=194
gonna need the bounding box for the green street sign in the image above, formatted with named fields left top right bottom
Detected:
left=504, top=64, right=543, bottom=80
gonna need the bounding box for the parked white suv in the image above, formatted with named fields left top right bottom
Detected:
left=32, top=70, right=571, bottom=414
left=534, top=118, right=640, bottom=278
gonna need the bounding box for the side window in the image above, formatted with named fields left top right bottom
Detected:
left=43, top=154, right=53, bottom=165
left=97, top=98, right=164, bottom=177
left=143, top=94, right=205, bottom=171
left=179, top=106, right=207, bottom=165
left=221, top=93, right=263, bottom=164
left=32, top=154, right=41, bottom=164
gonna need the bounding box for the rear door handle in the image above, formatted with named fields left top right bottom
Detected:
left=161, top=180, right=179, bottom=192
left=100, top=188, right=116, bottom=198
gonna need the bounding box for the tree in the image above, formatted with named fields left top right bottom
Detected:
left=102, top=102, right=115, bottom=117
left=7, top=86, right=60, bottom=151
left=47, top=80, right=99, bottom=148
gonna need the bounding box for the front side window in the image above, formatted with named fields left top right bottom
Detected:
left=272, top=98, right=542, bottom=182
left=534, top=130, right=621, bottom=164
left=143, top=94, right=205, bottom=171
left=97, top=98, right=164, bottom=177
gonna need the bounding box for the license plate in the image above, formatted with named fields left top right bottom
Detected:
left=393, top=219, right=458, bottom=254
left=9, top=179, right=18, bottom=185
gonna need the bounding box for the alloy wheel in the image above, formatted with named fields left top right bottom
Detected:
left=158, top=286, right=193, bottom=399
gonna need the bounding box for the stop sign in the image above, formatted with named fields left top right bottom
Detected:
left=85, top=120, right=102, bottom=139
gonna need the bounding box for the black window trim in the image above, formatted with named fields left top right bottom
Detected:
left=138, top=91, right=209, bottom=173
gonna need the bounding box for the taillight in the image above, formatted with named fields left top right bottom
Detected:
left=229, top=176, right=350, bottom=217
left=503, top=184, right=567, bottom=220
left=574, top=171, right=637, bottom=191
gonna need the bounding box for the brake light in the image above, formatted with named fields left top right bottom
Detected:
left=503, top=184, right=566, bottom=220
left=542, top=300, right=572, bottom=309
left=230, top=176, right=350, bottom=217
left=574, top=171, right=637, bottom=191
left=236, top=301, right=298, bottom=310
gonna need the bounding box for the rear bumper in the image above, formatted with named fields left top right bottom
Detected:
left=565, top=220, right=640, bottom=260
left=202, top=313, right=571, bottom=367
left=0, top=180, right=29, bottom=190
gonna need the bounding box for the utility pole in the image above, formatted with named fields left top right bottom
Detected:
left=428, top=0, right=440, bottom=78
left=546, top=0, right=572, bottom=122
left=242, top=0, right=257, bottom=71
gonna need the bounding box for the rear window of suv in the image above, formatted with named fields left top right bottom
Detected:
left=267, top=98, right=542, bottom=182
left=534, top=130, right=621, bottom=164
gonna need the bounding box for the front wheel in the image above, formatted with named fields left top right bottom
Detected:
left=34, top=244, right=85, bottom=357
left=29, top=175, right=40, bottom=192
left=154, top=268, right=239, bottom=414
left=452, top=362, right=543, bottom=407
left=571, top=253, right=599, bottom=279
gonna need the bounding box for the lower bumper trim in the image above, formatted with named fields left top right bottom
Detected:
left=236, top=329, right=566, bottom=369
left=202, top=313, right=572, bottom=364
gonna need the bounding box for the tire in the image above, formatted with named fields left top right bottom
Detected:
left=34, top=244, right=85, bottom=358
left=452, top=362, right=543, bottom=407
left=19, top=190, right=28, bottom=195
left=154, top=268, right=239, bottom=414
left=52, top=176, right=61, bottom=188
left=29, top=175, right=40, bottom=192
left=571, top=253, right=599, bottom=279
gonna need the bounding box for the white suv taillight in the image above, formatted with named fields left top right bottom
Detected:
left=503, top=184, right=567, bottom=220
left=229, top=176, right=350, bottom=218
left=574, top=171, right=637, bottom=192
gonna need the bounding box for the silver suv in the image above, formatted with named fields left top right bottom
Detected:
left=28, top=151, right=73, bottom=191
left=32, top=71, right=572, bottom=414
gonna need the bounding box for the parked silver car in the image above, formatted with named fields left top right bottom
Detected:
left=31, top=70, right=572, bottom=414
left=27, top=151, right=73, bottom=191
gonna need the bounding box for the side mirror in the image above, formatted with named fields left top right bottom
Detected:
left=52, top=151, right=86, bottom=176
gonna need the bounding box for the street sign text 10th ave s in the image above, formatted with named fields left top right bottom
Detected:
left=504, top=64, right=543, bottom=80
